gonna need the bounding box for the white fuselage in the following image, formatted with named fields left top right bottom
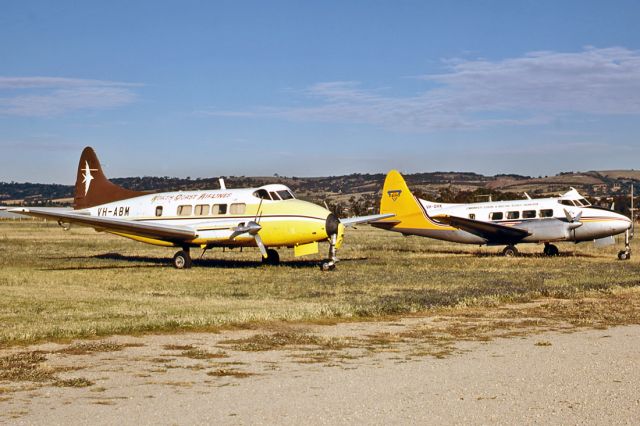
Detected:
left=418, top=195, right=631, bottom=245
left=81, top=184, right=333, bottom=248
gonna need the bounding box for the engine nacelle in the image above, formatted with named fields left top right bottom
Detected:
left=520, top=218, right=579, bottom=242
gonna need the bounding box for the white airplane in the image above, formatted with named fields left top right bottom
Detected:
left=3, top=147, right=392, bottom=270
left=372, top=170, right=633, bottom=259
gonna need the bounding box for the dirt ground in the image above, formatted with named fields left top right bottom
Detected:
left=1, top=313, right=639, bottom=425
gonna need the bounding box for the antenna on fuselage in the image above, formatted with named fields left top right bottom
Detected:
left=219, top=178, right=226, bottom=190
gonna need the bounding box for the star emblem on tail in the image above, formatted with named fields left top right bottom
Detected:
left=82, top=161, right=98, bottom=195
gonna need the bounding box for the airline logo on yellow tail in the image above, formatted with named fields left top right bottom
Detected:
left=387, top=190, right=402, bottom=201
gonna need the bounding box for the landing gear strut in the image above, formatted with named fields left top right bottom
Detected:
left=321, top=233, right=338, bottom=271
left=618, top=230, right=631, bottom=260
left=262, top=248, right=280, bottom=265
left=502, top=245, right=518, bottom=257
left=543, top=243, right=559, bottom=257
left=173, top=248, right=192, bottom=269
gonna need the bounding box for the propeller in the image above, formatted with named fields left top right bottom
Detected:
left=563, top=208, right=583, bottom=230
left=230, top=199, right=267, bottom=257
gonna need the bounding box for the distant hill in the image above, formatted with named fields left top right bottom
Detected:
left=1, top=170, right=637, bottom=215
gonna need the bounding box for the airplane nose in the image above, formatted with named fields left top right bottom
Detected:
left=614, top=216, right=632, bottom=234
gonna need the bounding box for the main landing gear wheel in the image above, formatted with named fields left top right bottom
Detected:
left=262, top=249, right=280, bottom=265
left=618, top=250, right=631, bottom=261
left=502, top=245, right=518, bottom=257
left=543, top=243, right=559, bottom=257
left=173, top=250, right=192, bottom=269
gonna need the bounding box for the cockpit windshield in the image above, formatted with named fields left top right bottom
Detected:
left=253, top=188, right=296, bottom=201
left=277, top=190, right=294, bottom=200
left=577, top=198, right=591, bottom=206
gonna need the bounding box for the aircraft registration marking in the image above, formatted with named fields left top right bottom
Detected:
left=97, top=206, right=130, bottom=217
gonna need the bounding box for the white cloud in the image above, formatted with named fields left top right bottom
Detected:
left=202, top=47, right=640, bottom=131
left=0, top=77, right=140, bottom=117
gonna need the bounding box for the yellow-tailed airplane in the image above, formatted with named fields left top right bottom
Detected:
left=4, top=147, right=392, bottom=270
left=372, top=170, right=633, bottom=259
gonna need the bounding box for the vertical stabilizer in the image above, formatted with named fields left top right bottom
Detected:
left=377, top=170, right=441, bottom=231
left=74, top=147, right=145, bottom=209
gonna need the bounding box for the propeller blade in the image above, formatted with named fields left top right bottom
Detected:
left=254, top=233, right=267, bottom=258
left=563, top=208, right=582, bottom=223
left=230, top=221, right=261, bottom=240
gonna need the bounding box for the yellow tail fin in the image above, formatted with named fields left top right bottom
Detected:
left=379, top=170, right=447, bottom=231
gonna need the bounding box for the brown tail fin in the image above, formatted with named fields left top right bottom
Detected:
left=74, top=147, right=145, bottom=209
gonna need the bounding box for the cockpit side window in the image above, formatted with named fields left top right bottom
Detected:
left=277, top=190, right=294, bottom=200
left=253, top=189, right=271, bottom=200
left=269, top=191, right=281, bottom=200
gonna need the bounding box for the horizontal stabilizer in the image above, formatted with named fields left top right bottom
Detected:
left=340, top=213, right=395, bottom=227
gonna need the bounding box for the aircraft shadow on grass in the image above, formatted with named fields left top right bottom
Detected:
left=40, top=253, right=370, bottom=270
left=389, top=247, right=597, bottom=258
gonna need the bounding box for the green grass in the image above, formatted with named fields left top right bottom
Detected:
left=0, top=219, right=638, bottom=346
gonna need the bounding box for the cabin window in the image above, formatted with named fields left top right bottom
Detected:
left=155, top=206, right=163, bottom=217
left=277, top=190, right=294, bottom=200
left=468, top=213, right=475, bottom=220
left=212, top=204, right=227, bottom=215
left=506, top=211, right=520, bottom=220
left=490, top=212, right=503, bottom=221
left=540, top=209, right=554, bottom=218
left=230, top=203, right=246, bottom=215
left=253, top=189, right=271, bottom=200
left=177, top=205, right=192, bottom=216
left=269, top=191, right=280, bottom=200
left=559, top=200, right=575, bottom=206
left=195, top=204, right=210, bottom=216
left=522, top=210, right=536, bottom=219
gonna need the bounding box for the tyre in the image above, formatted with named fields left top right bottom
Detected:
left=320, top=261, right=336, bottom=271
left=173, top=250, right=192, bottom=269
left=262, top=249, right=280, bottom=265
left=502, top=245, right=518, bottom=257
left=618, top=250, right=630, bottom=261
left=544, top=244, right=559, bottom=256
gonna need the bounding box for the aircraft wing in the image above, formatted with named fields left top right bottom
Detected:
left=433, top=214, right=530, bottom=243
left=340, top=213, right=395, bottom=228
left=9, top=207, right=197, bottom=240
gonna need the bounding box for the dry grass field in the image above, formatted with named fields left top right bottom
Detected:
left=0, top=219, right=639, bottom=347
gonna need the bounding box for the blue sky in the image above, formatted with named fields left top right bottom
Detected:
left=1, top=0, right=640, bottom=183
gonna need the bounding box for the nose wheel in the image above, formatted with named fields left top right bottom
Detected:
left=321, top=233, right=339, bottom=271
left=618, top=230, right=631, bottom=261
